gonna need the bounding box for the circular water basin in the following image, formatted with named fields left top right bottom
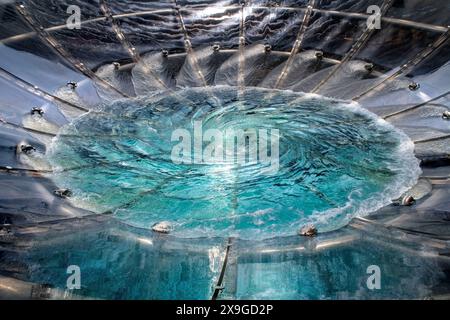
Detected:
left=47, top=87, right=420, bottom=239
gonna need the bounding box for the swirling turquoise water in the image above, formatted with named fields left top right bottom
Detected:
left=47, top=87, right=420, bottom=239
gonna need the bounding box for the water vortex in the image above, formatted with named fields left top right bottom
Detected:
left=47, top=87, right=420, bottom=239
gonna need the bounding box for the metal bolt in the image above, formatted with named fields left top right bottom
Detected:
left=212, top=44, right=220, bottom=52
left=364, top=63, right=374, bottom=73
left=54, top=189, right=73, bottom=199
left=401, top=195, right=416, bottom=206
left=315, top=51, right=324, bottom=60
left=31, top=107, right=44, bottom=116
left=299, top=225, right=318, bottom=237
left=20, top=144, right=36, bottom=155
left=408, top=82, right=420, bottom=91
left=67, top=81, right=78, bottom=90
left=152, top=221, right=172, bottom=234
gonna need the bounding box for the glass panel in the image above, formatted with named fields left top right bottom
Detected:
left=317, top=0, right=385, bottom=13
left=178, top=0, right=239, bottom=9
left=0, top=76, right=67, bottom=126
left=408, top=41, right=450, bottom=77
left=302, top=13, right=365, bottom=57
left=356, top=26, right=441, bottom=70
left=50, top=20, right=130, bottom=69
left=0, top=36, right=85, bottom=93
left=182, top=7, right=241, bottom=49
left=245, top=8, right=305, bottom=52
left=223, top=238, right=447, bottom=299
left=108, top=0, right=174, bottom=14
left=116, top=11, right=184, bottom=54
left=385, top=0, right=450, bottom=26
left=22, top=0, right=101, bottom=28
left=0, top=4, right=33, bottom=40
left=21, top=222, right=226, bottom=300
left=246, top=0, right=310, bottom=7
